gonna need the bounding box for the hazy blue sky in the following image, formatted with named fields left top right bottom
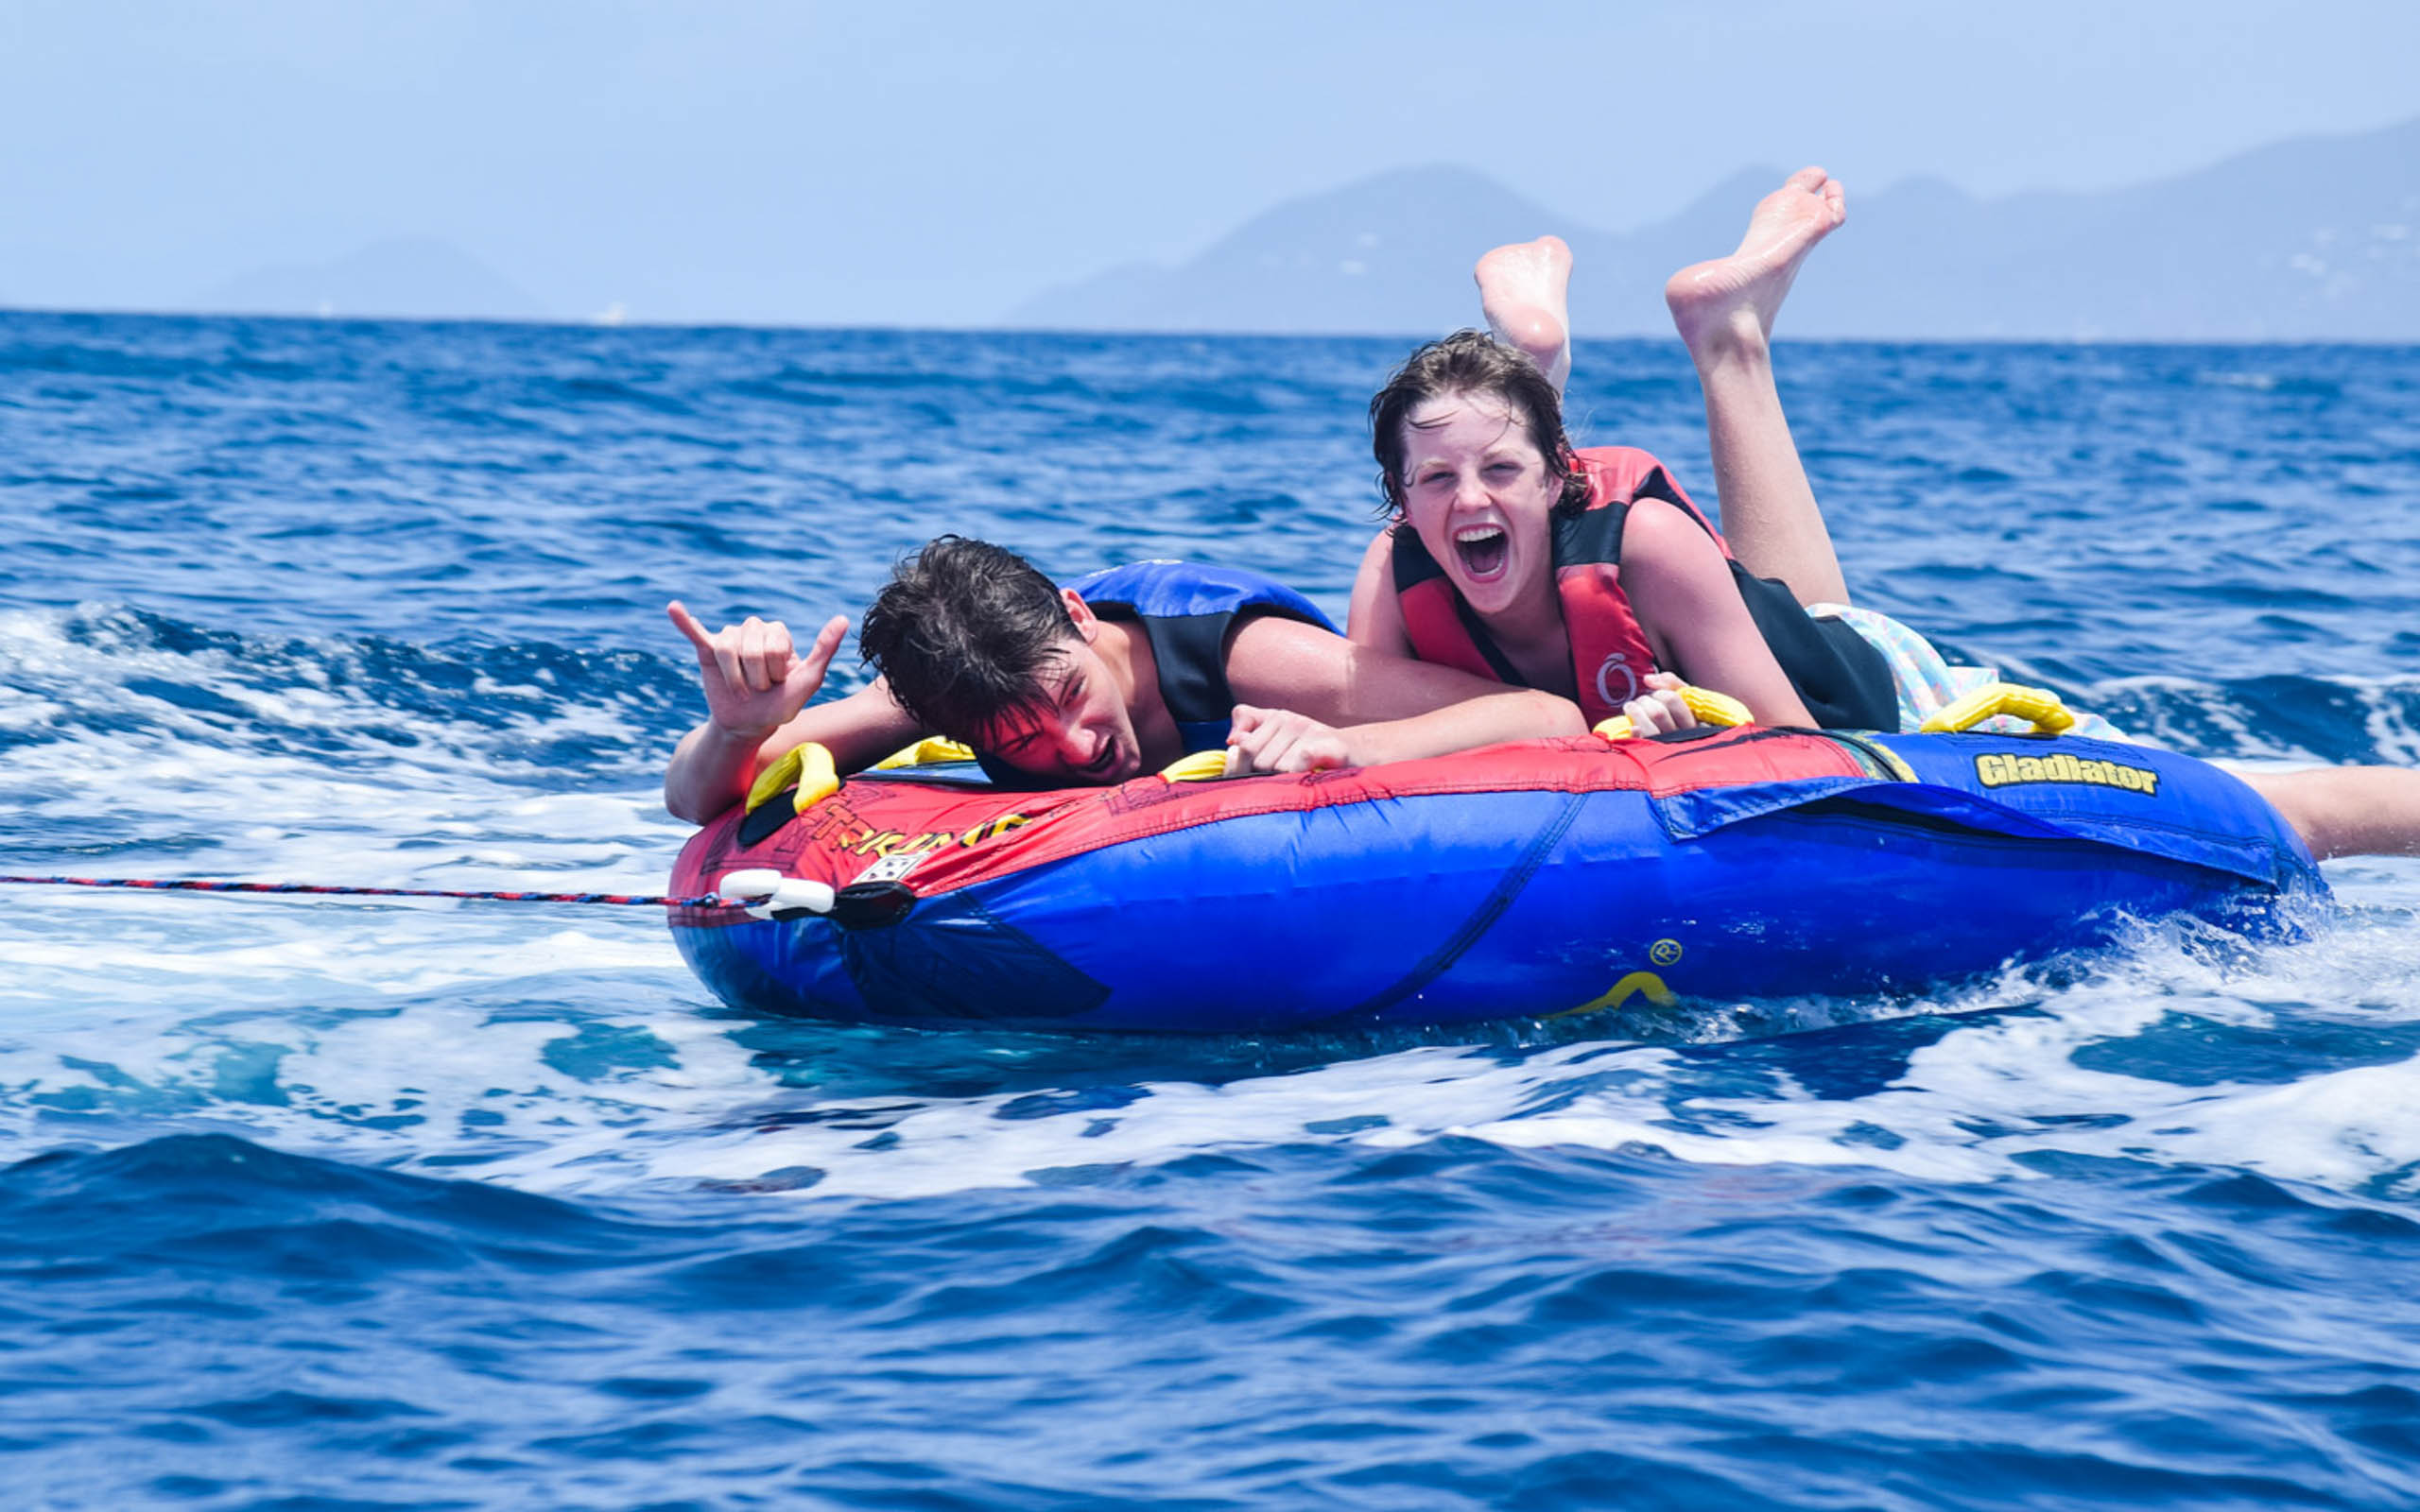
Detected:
left=4, top=0, right=2416, bottom=325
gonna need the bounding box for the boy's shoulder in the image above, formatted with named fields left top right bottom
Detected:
left=1069, top=560, right=1336, bottom=633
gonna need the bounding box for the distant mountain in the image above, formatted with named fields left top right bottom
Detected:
left=1011, top=165, right=1608, bottom=338
left=188, top=237, right=547, bottom=321
left=1004, top=118, right=2420, bottom=341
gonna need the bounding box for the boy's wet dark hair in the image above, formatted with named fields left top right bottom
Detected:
left=859, top=535, right=1076, bottom=740
left=1369, top=329, right=1592, bottom=517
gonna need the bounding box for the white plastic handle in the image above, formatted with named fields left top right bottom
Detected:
left=717, top=868, right=836, bottom=919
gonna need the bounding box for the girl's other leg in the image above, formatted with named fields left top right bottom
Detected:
left=2241, top=767, right=2420, bottom=861
left=1476, top=235, right=1572, bottom=395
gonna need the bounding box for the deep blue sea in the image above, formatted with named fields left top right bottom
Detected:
left=5, top=311, right=2420, bottom=1509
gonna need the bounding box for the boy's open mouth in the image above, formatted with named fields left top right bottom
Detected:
left=1454, top=524, right=1509, bottom=579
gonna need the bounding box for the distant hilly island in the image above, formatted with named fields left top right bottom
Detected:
left=185, top=237, right=550, bottom=323
left=150, top=114, right=2420, bottom=339
left=1009, top=116, right=2420, bottom=342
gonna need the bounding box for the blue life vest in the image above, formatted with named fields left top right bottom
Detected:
left=1069, top=561, right=1336, bottom=752
left=974, top=561, right=1336, bottom=786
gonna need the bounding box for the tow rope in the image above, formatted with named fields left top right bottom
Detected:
left=0, top=868, right=831, bottom=919
left=0, top=874, right=729, bottom=909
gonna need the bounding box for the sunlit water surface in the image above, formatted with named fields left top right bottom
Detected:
left=5, top=314, right=2420, bottom=1508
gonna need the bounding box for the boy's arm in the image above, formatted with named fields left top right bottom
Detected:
left=663, top=601, right=925, bottom=824
left=1222, top=614, right=1585, bottom=772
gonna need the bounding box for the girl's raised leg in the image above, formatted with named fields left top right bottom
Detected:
left=1665, top=167, right=1851, bottom=608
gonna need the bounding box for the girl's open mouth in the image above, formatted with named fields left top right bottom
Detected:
left=1454, top=524, right=1509, bottom=579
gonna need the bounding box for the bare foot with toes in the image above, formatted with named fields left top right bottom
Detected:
left=1665, top=167, right=1845, bottom=366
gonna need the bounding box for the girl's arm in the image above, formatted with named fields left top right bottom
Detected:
left=1220, top=613, right=1584, bottom=773
left=1343, top=527, right=1414, bottom=653
left=1616, top=499, right=1817, bottom=728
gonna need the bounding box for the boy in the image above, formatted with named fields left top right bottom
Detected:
left=664, top=537, right=1582, bottom=824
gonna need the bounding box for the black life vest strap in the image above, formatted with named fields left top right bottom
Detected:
left=1448, top=593, right=1530, bottom=687
left=1115, top=607, right=1236, bottom=730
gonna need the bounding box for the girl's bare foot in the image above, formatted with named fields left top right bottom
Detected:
left=1665, top=167, right=1845, bottom=366
left=1476, top=234, right=1572, bottom=393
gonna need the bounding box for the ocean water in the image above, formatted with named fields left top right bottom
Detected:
left=4, top=311, right=2420, bottom=1509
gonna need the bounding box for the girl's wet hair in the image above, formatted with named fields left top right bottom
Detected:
left=860, top=535, right=1074, bottom=740
left=1369, top=330, right=1591, bottom=517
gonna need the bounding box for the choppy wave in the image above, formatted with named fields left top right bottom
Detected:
left=9, top=315, right=2420, bottom=1507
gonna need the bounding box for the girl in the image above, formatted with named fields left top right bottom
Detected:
left=1345, top=170, right=2420, bottom=861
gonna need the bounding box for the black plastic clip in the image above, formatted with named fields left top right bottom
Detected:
left=829, top=880, right=916, bottom=930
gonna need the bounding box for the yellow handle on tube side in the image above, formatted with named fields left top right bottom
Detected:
left=872, top=736, right=977, bottom=769
left=1594, top=683, right=1754, bottom=743
left=744, top=740, right=839, bottom=816
left=1157, top=748, right=1236, bottom=783
left=1917, top=682, right=2077, bottom=736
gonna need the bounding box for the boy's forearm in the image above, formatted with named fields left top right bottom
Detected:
left=665, top=721, right=769, bottom=824
left=665, top=687, right=927, bottom=825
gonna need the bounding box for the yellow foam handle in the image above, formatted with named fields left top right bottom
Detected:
left=1157, top=748, right=1235, bottom=783
left=872, top=736, right=977, bottom=770
left=744, top=741, right=838, bottom=816
left=1918, top=681, right=2076, bottom=736
left=1594, top=683, right=1754, bottom=742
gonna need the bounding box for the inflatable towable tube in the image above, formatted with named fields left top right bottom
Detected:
left=668, top=726, right=2325, bottom=1033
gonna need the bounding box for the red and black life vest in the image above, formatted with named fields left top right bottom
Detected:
left=1391, top=445, right=1898, bottom=730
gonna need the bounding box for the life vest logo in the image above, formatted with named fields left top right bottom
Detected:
left=1975, top=751, right=2160, bottom=796
left=1593, top=652, right=1639, bottom=709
